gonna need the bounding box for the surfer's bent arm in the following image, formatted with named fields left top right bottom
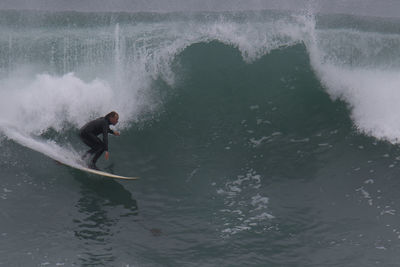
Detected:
left=103, top=125, right=119, bottom=160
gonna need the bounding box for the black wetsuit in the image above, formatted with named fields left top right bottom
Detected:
left=79, top=117, right=115, bottom=168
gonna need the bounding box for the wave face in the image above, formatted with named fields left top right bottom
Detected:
left=2, top=9, right=400, bottom=266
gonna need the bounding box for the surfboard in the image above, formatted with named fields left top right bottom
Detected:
left=57, top=160, right=139, bottom=180
left=72, top=164, right=138, bottom=180
left=1, top=127, right=138, bottom=180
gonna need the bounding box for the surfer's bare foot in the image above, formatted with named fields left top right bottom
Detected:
left=88, top=163, right=99, bottom=170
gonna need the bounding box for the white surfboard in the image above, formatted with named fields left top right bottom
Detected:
left=59, top=161, right=139, bottom=180
left=2, top=128, right=138, bottom=180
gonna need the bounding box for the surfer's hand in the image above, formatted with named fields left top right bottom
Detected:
left=105, top=151, right=109, bottom=160
left=114, top=131, right=120, bottom=136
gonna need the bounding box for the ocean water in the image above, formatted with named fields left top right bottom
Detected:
left=1, top=9, right=400, bottom=266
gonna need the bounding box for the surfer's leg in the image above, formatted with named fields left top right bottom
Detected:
left=80, top=133, right=100, bottom=148
left=80, top=132, right=103, bottom=167
left=89, top=144, right=105, bottom=169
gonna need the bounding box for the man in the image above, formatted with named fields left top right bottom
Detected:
left=79, top=111, right=120, bottom=170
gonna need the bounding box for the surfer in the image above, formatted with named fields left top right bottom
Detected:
left=79, top=111, right=120, bottom=170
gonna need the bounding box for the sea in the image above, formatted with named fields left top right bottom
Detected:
left=1, top=8, right=400, bottom=266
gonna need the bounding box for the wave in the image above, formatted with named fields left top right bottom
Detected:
left=0, top=9, right=400, bottom=152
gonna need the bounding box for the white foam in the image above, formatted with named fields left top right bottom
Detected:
left=249, top=136, right=271, bottom=147
left=314, top=65, right=400, bottom=142
left=217, top=170, right=274, bottom=237
left=1, top=126, right=83, bottom=168
left=0, top=73, right=116, bottom=134
left=301, top=15, right=400, bottom=143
